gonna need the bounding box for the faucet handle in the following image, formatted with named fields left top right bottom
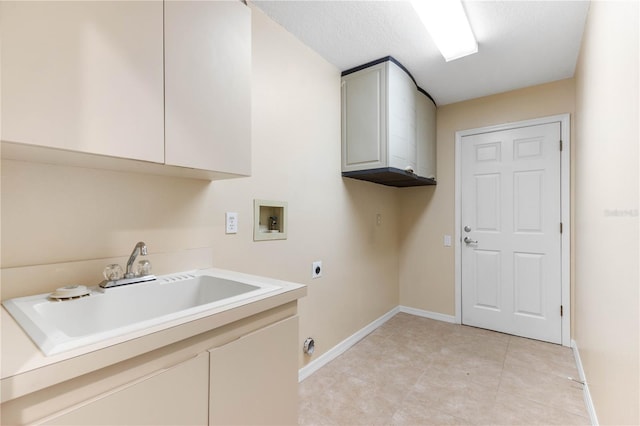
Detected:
left=103, top=264, right=124, bottom=281
left=137, top=260, right=152, bottom=276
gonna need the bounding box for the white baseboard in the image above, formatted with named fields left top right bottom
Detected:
left=298, top=306, right=456, bottom=382
left=298, top=306, right=399, bottom=382
left=399, top=305, right=457, bottom=323
left=571, top=340, right=599, bottom=425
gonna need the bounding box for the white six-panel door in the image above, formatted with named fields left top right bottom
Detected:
left=461, top=122, right=562, bottom=344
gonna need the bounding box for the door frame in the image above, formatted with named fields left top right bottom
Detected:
left=454, top=114, right=571, bottom=346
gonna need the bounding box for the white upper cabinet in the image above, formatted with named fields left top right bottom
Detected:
left=343, top=60, right=419, bottom=173
left=341, top=62, right=387, bottom=171
left=165, top=0, right=251, bottom=176
left=1, top=0, right=251, bottom=179
left=416, top=90, right=437, bottom=181
left=387, top=62, right=417, bottom=174
left=0, top=1, right=165, bottom=163
left=341, top=57, right=436, bottom=187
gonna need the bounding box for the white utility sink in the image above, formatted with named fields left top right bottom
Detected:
left=2, top=270, right=280, bottom=356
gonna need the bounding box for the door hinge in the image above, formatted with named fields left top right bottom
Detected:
left=560, top=222, right=563, bottom=233
left=560, top=305, right=564, bottom=317
left=560, top=140, right=563, bottom=151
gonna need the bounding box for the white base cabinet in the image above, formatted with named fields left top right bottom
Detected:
left=1, top=307, right=299, bottom=426
left=43, top=353, right=209, bottom=426
left=209, top=316, right=298, bottom=426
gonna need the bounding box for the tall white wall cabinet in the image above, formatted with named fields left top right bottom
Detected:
left=341, top=57, right=437, bottom=187
left=0, top=0, right=251, bottom=180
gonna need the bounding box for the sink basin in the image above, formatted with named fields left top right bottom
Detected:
left=2, top=270, right=279, bottom=356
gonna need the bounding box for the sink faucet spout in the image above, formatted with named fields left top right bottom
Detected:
left=125, top=241, right=148, bottom=278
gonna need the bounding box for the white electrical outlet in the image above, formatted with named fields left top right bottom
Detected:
left=226, top=212, right=238, bottom=234
left=312, top=261, right=322, bottom=279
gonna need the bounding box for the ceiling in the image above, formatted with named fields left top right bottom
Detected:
left=251, top=1, right=590, bottom=105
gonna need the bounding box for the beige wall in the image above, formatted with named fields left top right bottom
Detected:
left=0, top=5, right=400, bottom=367
left=399, top=79, right=576, bottom=318
left=574, top=2, right=639, bottom=424
left=0, top=160, right=219, bottom=298
left=209, top=5, right=400, bottom=367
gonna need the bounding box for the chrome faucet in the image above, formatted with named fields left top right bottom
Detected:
left=125, top=241, right=148, bottom=278
left=100, top=241, right=156, bottom=288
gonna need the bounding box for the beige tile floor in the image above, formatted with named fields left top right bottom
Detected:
left=299, top=313, right=590, bottom=425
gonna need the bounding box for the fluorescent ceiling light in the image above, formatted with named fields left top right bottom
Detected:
left=411, top=0, right=478, bottom=62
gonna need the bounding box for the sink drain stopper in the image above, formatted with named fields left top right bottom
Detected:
left=49, top=285, right=91, bottom=300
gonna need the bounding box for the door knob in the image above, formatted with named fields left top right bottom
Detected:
left=464, top=225, right=472, bottom=232
left=464, top=236, right=478, bottom=244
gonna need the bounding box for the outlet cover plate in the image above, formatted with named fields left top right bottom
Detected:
left=312, top=261, right=322, bottom=279
left=226, top=212, right=238, bottom=234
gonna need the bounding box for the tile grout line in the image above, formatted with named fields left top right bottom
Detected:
left=494, top=334, right=511, bottom=397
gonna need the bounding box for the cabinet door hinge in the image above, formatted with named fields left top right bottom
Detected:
left=561, top=305, right=564, bottom=317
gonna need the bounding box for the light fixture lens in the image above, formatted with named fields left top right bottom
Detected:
left=411, top=0, right=478, bottom=62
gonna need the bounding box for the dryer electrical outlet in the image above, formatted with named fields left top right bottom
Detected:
left=312, top=261, right=322, bottom=279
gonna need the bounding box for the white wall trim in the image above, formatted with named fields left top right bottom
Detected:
left=571, top=340, right=599, bottom=425
left=298, top=307, right=399, bottom=382
left=454, top=113, right=572, bottom=346
left=399, top=305, right=456, bottom=323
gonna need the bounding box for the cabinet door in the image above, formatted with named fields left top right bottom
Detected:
left=341, top=63, right=388, bottom=172
left=165, top=0, right=251, bottom=175
left=209, top=316, right=298, bottom=426
left=387, top=61, right=417, bottom=173
left=0, top=1, right=164, bottom=163
left=416, top=91, right=437, bottom=180
left=43, top=353, right=209, bottom=425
